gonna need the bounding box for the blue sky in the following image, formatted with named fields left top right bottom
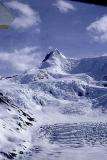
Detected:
left=0, top=0, right=107, bottom=76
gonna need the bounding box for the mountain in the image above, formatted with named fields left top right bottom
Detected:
left=0, top=49, right=107, bottom=159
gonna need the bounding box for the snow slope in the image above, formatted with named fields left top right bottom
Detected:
left=0, top=49, right=107, bottom=159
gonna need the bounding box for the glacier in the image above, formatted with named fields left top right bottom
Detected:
left=0, top=49, right=107, bottom=159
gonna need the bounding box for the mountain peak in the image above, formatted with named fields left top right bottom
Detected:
left=42, top=49, right=65, bottom=62
left=40, top=49, right=66, bottom=70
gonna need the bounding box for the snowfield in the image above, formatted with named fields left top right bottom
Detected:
left=0, top=49, right=107, bottom=159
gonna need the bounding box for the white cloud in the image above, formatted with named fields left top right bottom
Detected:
left=53, top=0, right=75, bottom=13
left=0, top=46, right=42, bottom=74
left=6, top=1, right=41, bottom=29
left=87, top=15, right=107, bottom=43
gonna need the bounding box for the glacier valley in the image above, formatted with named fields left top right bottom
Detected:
left=0, top=49, right=107, bottom=159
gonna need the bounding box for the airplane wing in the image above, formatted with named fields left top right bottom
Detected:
left=69, top=0, right=107, bottom=6
left=0, top=2, right=14, bottom=29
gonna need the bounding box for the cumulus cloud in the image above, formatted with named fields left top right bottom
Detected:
left=53, top=0, right=75, bottom=13
left=6, top=1, right=41, bottom=29
left=0, top=46, right=42, bottom=75
left=87, top=15, right=107, bottom=43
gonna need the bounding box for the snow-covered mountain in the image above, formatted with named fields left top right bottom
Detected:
left=0, top=49, right=107, bottom=160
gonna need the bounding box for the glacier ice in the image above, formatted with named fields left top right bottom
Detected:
left=0, top=50, right=107, bottom=159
